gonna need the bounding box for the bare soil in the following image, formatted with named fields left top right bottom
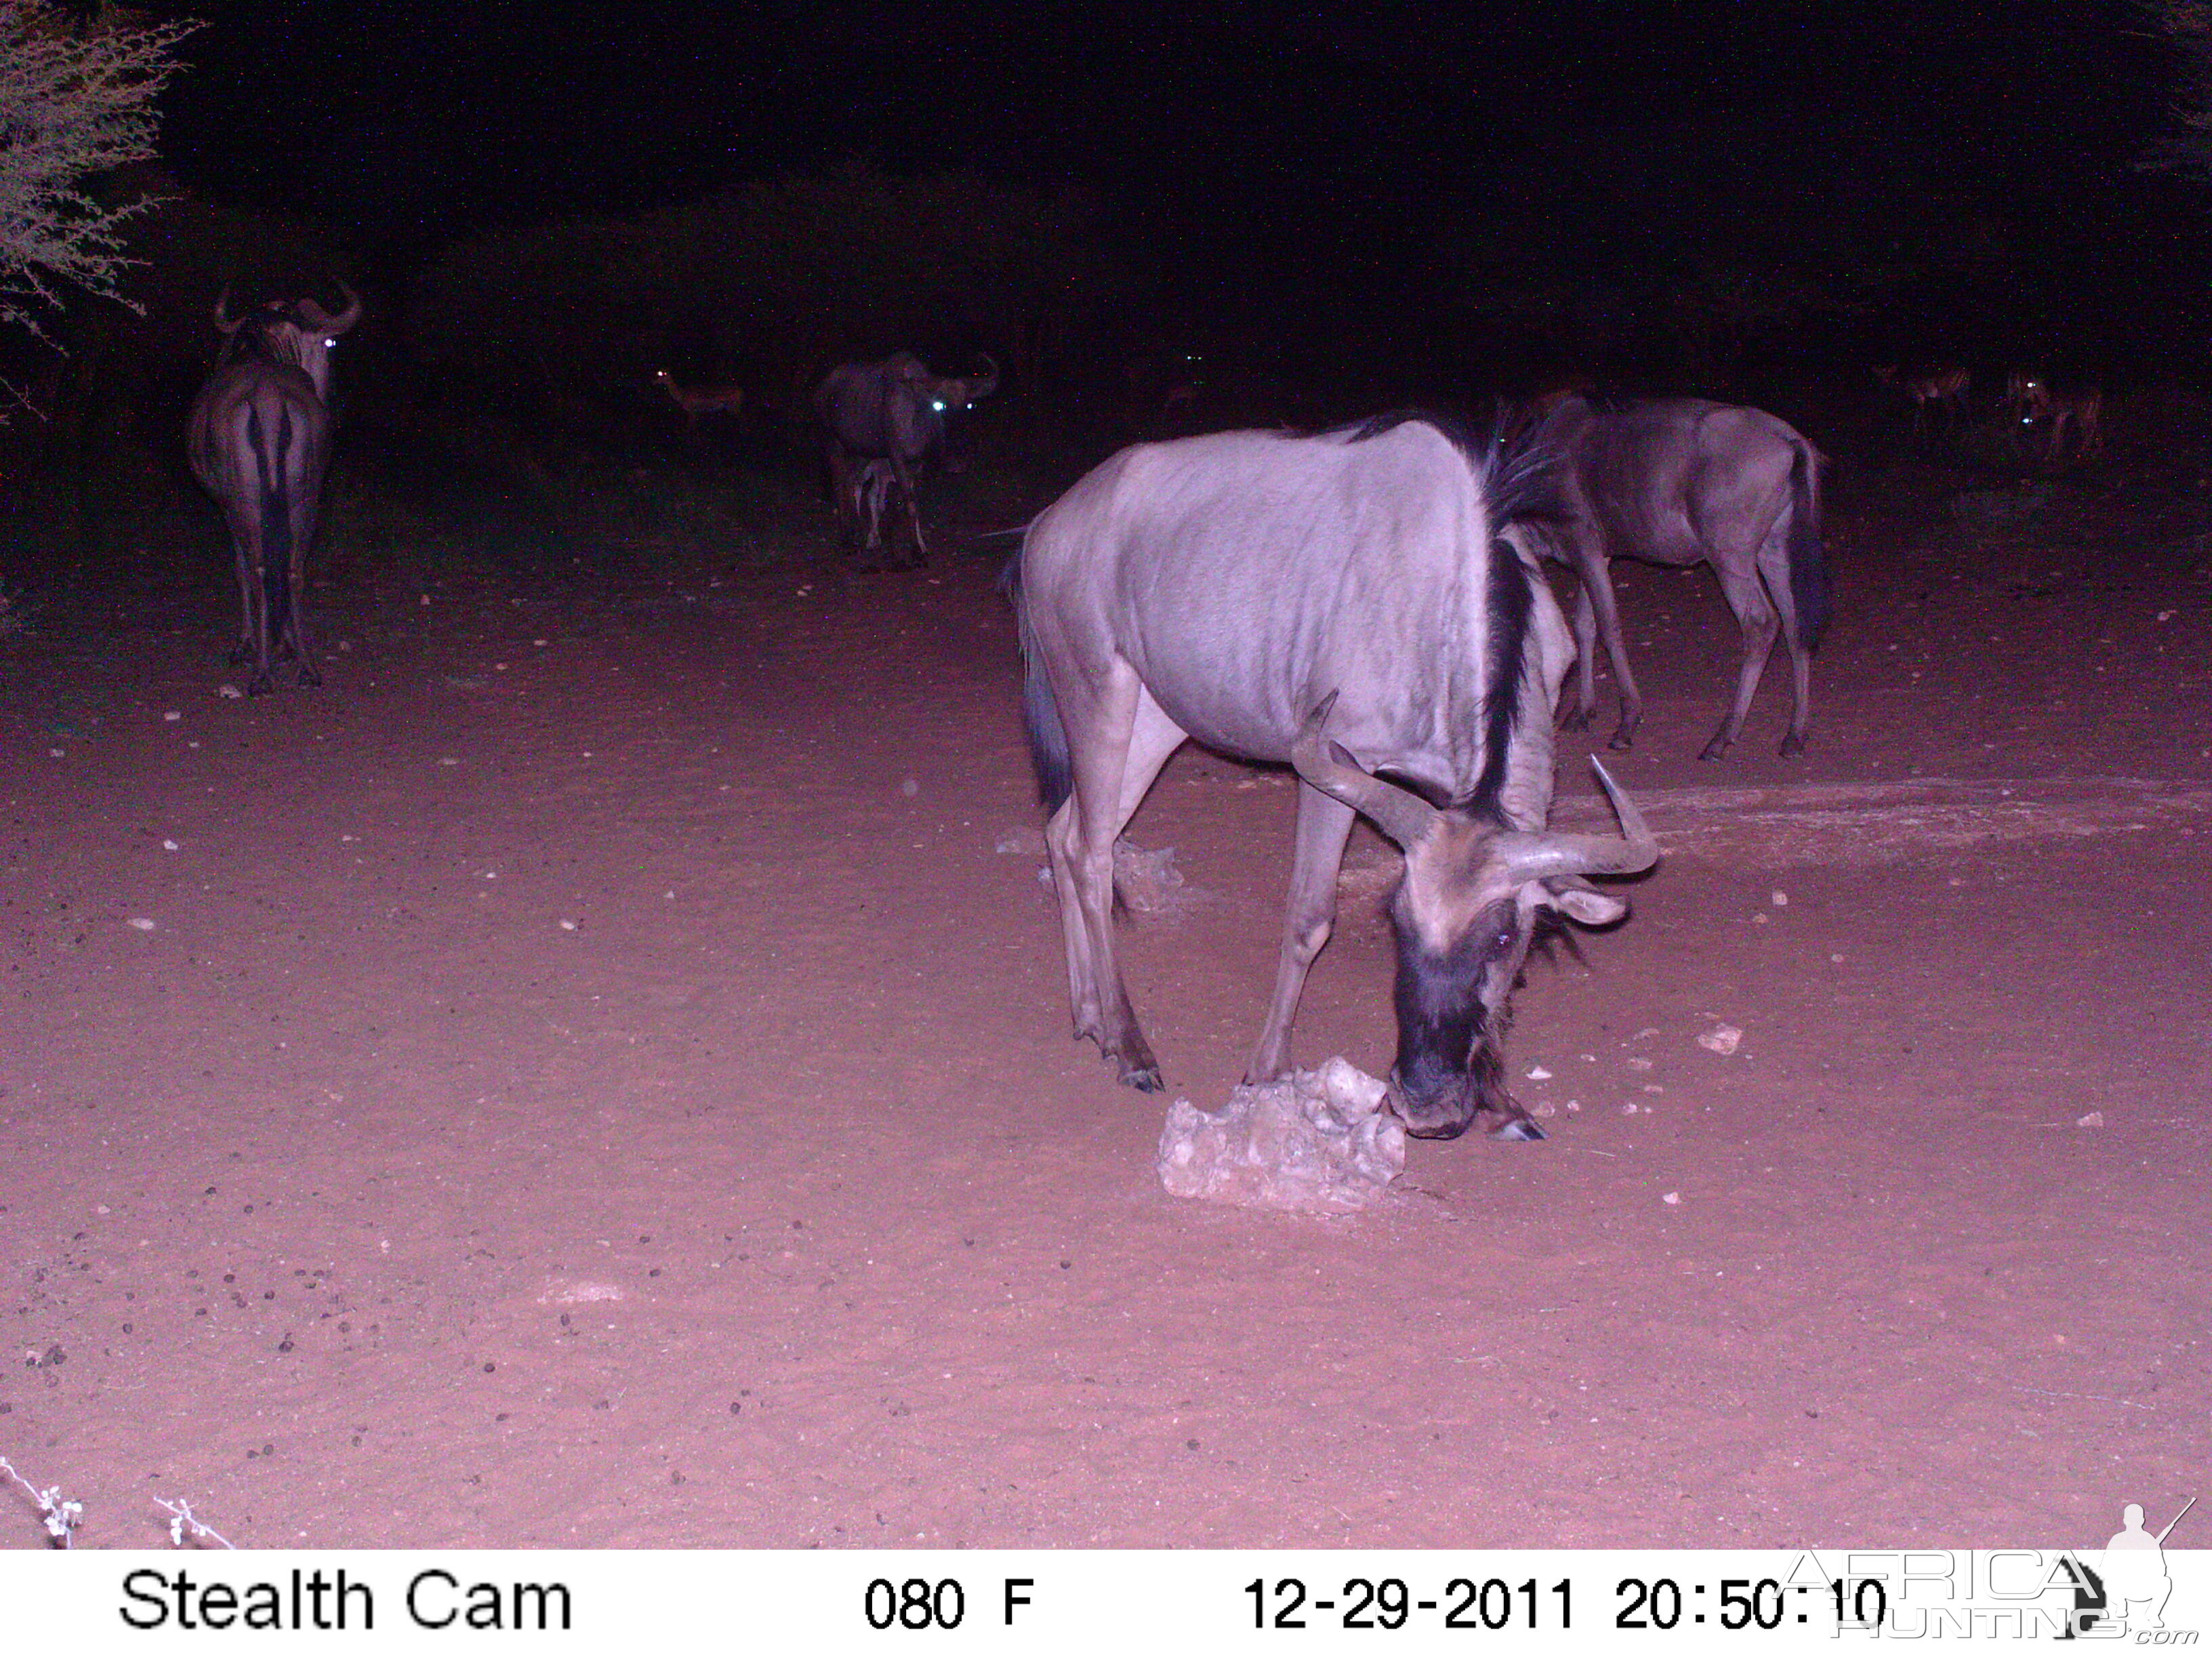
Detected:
left=2, top=453, right=2207, bottom=1549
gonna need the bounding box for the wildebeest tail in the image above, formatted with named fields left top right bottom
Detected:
left=1002, top=552, right=1072, bottom=811
left=247, top=405, right=294, bottom=646
left=1787, top=441, right=1830, bottom=653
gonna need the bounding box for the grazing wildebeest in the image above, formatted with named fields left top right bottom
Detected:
left=1010, top=413, right=1658, bottom=1140
left=186, top=286, right=361, bottom=694
left=813, top=351, right=997, bottom=567
left=1521, top=394, right=1829, bottom=760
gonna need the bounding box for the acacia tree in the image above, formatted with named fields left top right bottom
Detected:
left=0, top=1, right=196, bottom=348
left=2146, top=3, right=2212, bottom=182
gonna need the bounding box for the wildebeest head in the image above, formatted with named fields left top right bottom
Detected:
left=1292, top=697, right=1658, bottom=1139
left=911, top=352, right=998, bottom=419
left=213, top=285, right=363, bottom=403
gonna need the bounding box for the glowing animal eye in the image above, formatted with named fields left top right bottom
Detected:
left=930, top=399, right=947, bottom=413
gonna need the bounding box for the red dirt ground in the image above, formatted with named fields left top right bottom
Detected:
left=2, top=454, right=2207, bottom=1550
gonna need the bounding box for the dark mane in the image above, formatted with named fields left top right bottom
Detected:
left=1336, top=408, right=1557, bottom=825
left=1462, top=537, right=1534, bottom=823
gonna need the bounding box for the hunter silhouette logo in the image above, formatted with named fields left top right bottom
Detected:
left=2097, top=1497, right=2193, bottom=1635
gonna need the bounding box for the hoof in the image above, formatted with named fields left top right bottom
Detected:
left=1778, top=731, right=1807, bottom=758
left=1118, top=1062, right=1165, bottom=1093
left=1490, top=1117, right=1547, bottom=1143
left=1403, top=1118, right=1470, bottom=1141
left=1560, top=707, right=1593, bottom=732
left=1607, top=731, right=1635, bottom=752
left=298, top=663, right=323, bottom=688
left=1698, top=737, right=1734, bottom=761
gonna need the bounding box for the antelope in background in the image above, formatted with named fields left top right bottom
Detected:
left=2006, top=371, right=2104, bottom=464
left=1874, top=363, right=1972, bottom=435
left=653, top=369, right=744, bottom=430
left=186, top=285, right=361, bottom=695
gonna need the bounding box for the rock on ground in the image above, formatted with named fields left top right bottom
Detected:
left=1157, top=1057, right=1405, bottom=1214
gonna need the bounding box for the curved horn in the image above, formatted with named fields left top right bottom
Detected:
left=967, top=353, right=998, bottom=401
left=298, top=282, right=363, bottom=335
left=1289, top=693, right=1439, bottom=849
left=1492, top=758, right=1660, bottom=883
left=213, top=287, right=242, bottom=335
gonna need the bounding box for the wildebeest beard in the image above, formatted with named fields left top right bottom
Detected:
left=1387, top=894, right=1536, bottom=1140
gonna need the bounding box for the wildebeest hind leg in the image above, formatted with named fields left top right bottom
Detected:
left=1043, top=672, right=1185, bottom=1090
left=228, top=542, right=258, bottom=666
left=1756, top=536, right=1810, bottom=756
left=1702, top=562, right=1778, bottom=759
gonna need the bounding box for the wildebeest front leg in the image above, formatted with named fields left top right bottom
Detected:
left=1701, top=562, right=1779, bottom=759
left=1245, top=781, right=1357, bottom=1084
left=1561, top=582, right=1599, bottom=730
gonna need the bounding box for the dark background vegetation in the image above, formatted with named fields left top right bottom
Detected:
left=4, top=0, right=2210, bottom=599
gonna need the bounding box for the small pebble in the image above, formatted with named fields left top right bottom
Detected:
left=1662, top=1191, right=1681, bottom=1206
left=1771, top=890, right=1788, bottom=907
left=559, top=920, right=578, bottom=932
left=2076, top=1111, right=2104, bottom=1129
left=1698, top=1024, right=1743, bottom=1056
left=1525, top=1065, right=1552, bottom=1080
left=163, top=840, right=179, bottom=852
left=127, top=918, right=156, bottom=932
left=163, top=711, right=181, bottom=722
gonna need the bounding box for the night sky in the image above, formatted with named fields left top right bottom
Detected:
left=136, top=1, right=2198, bottom=363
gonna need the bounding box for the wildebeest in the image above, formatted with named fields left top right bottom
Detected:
left=2007, top=372, right=2104, bottom=464
left=1519, top=394, right=1829, bottom=759
left=1010, top=413, right=1658, bottom=1140
left=813, top=351, right=997, bottom=567
left=186, top=287, right=361, bottom=694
